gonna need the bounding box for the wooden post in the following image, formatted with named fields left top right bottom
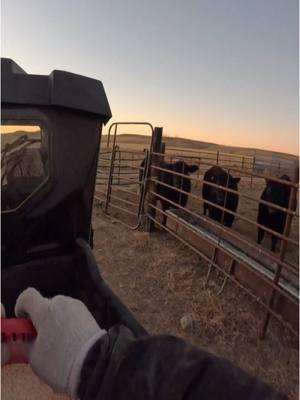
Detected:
left=260, top=166, right=299, bottom=338
left=216, top=151, right=219, bottom=165
left=145, top=127, right=163, bottom=232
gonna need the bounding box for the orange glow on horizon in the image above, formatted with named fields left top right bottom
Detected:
left=106, top=120, right=299, bottom=157
left=1, top=125, right=40, bottom=134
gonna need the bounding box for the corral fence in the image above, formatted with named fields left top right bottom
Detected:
left=95, top=122, right=154, bottom=228
left=165, top=147, right=296, bottom=188
left=95, top=124, right=299, bottom=339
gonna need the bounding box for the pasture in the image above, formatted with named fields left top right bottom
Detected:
left=94, top=133, right=299, bottom=398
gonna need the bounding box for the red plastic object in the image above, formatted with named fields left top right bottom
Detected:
left=1, top=318, right=36, bottom=341
left=1, top=318, right=37, bottom=364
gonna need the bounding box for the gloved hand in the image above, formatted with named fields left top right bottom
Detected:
left=15, top=288, right=107, bottom=398
left=1, top=304, right=11, bottom=365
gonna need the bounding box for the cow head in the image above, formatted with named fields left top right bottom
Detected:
left=210, top=172, right=240, bottom=206
left=264, top=175, right=291, bottom=208
left=186, top=164, right=199, bottom=174
left=230, top=176, right=241, bottom=189
left=172, top=161, right=199, bottom=188
left=172, top=161, right=199, bottom=174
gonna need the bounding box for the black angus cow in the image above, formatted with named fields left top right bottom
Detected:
left=140, top=159, right=198, bottom=224
left=202, top=166, right=240, bottom=227
left=257, top=175, right=296, bottom=252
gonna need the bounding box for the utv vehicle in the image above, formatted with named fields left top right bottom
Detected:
left=1, top=58, right=146, bottom=337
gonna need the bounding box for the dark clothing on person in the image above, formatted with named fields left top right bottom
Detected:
left=78, top=325, right=286, bottom=400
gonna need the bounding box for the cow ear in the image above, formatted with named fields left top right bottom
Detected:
left=189, top=165, right=199, bottom=173
left=233, top=177, right=240, bottom=184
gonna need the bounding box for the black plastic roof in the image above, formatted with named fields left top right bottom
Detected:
left=1, top=58, right=112, bottom=123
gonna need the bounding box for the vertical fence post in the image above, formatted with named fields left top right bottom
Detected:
left=137, top=149, right=149, bottom=219
left=260, top=166, right=299, bottom=339
left=117, top=149, right=121, bottom=185
left=197, top=155, right=201, bottom=185
left=105, top=145, right=117, bottom=213
left=146, top=127, right=163, bottom=232
left=250, top=156, right=255, bottom=188
left=216, top=151, right=219, bottom=165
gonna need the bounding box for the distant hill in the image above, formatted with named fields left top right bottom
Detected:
left=1, top=131, right=41, bottom=148
left=101, top=133, right=299, bottom=161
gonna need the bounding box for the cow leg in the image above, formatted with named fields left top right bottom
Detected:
left=208, top=206, right=217, bottom=221
left=224, top=212, right=233, bottom=228
left=203, top=202, right=207, bottom=215
left=162, top=213, right=168, bottom=226
left=271, top=235, right=277, bottom=252
left=257, top=228, right=264, bottom=244
left=212, top=207, right=222, bottom=223
left=161, top=202, right=168, bottom=226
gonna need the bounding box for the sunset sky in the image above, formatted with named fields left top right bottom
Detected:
left=1, top=0, right=299, bottom=155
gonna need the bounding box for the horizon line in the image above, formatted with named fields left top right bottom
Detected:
left=102, top=132, right=299, bottom=158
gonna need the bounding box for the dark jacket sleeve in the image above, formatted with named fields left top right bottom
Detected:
left=78, top=325, right=287, bottom=400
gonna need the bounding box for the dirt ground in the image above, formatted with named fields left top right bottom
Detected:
left=1, top=365, right=68, bottom=400
left=92, top=206, right=298, bottom=399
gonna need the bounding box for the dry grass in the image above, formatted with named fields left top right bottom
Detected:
left=92, top=210, right=299, bottom=399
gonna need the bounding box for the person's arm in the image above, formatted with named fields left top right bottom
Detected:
left=78, top=327, right=287, bottom=400
left=11, top=288, right=286, bottom=400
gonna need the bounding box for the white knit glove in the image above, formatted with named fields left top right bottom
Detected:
left=1, top=304, right=11, bottom=365
left=15, top=288, right=107, bottom=398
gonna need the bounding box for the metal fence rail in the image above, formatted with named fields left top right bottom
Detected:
left=95, top=146, right=146, bottom=228
left=95, top=122, right=154, bottom=229
left=147, top=209, right=298, bottom=336
left=166, top=146, right=297, bottom=178
left=145, top=149, right=298, bottom=338
left=94, top=124, right=299, bottom=339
